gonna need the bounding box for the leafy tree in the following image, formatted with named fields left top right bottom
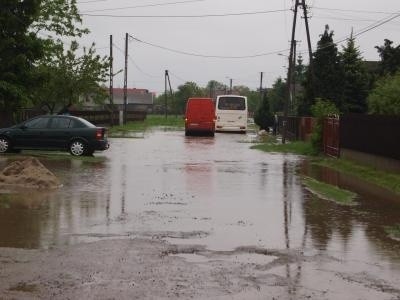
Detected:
left=0, top=0, right=44, bottom=114
left=301, top=25, right=343, bottom=115
left=205, top=80, right=227, bottom=98
left=174, top=82, right=204, bottom=114
left=34, top=0, right=88, bottom=37
left=340, top=35, right=370, bottom=113
left=268, top=77, right=286, bottom=113
left=243, top=90, right=260, bottom=116
left=375, top=39, right=400, bottom=75
left=310, top=99, right=339, bottom=153
left=33, top=41, right=109, bottom=113
left=368, top=72, right=400, bottom=115
left=254, top=92, right=274, bottom=130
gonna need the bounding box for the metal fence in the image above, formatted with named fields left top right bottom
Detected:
left=340, top=114, right=400, bottom=160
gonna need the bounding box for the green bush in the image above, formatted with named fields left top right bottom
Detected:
left=368, top=72, right=400, bottom=115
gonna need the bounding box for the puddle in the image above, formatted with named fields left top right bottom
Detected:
left=0, top=130, right=400, bottom=280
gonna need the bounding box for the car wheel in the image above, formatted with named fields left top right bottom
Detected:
left=69, top=140, right=87, bottom=156
left=0, top=137, right=11, bottom=153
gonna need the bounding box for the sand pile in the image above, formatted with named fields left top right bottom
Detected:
left=0, top=157, right=61, bottom=189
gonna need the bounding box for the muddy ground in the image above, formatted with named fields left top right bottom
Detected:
left=0, top=130, right=400, bottom=299
left=2, top=235, right=399, bottom=300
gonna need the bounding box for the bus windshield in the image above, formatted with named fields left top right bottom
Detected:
left=217, top=96, right=246, bottom=110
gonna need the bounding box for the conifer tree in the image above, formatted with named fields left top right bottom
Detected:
left=340, top=34, right=369, bottom=113
left=300, top=25, right=343, bottom=115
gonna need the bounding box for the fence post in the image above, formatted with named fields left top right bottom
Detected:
left=119, top=110, right=124, bottom=126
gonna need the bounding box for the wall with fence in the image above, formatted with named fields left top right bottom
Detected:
left=278, top=116, right=316, bottom=141
left=0, top=109, right=147, bottom=127
left=340, top=114, right=400, bottom=161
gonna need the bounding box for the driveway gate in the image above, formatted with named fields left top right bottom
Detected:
left=323, top=117, right=340, bottom=157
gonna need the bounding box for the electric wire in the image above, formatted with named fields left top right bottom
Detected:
left=78, top=0, right=108, bottom=3
left=129, top=34, right=290, bottom=59
left=298, top=10, right=400, bottom=55
left=113, top=43, right=161, bottom=78
left=80, top=0, right=206, bottom=13
left=313, top=6, right=396, bottom=15
left=81, top=9, right=289, bottom=18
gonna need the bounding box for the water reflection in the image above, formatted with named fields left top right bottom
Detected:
left=0, top=156, right=110, bottom=248
left=300, top=160, right=400, bottom=262
left=0, top=190, right=52, bottom=248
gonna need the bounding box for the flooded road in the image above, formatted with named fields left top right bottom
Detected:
left=1, top=130, right=400, bottom=299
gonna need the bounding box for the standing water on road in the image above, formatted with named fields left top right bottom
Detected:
left=1, top=130, right=400, bottom=299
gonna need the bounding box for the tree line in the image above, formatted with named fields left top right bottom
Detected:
left=155, top=25, right=400, bottom=129
left=1, top=2, right=399, bottom=124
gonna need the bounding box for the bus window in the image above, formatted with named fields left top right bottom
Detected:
left=217, top=96, right=246, bottom=110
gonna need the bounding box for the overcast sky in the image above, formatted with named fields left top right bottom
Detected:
left=76, top=0, right=400, bottom=94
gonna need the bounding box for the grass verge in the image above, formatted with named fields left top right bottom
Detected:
left=251, top=140, right=318, bottom=156
left=109, top=115, right=184, bottom=136
left=313, top=158, right=400, bottom=195
left=384, top=224, right=400, bottom=241
left=251, top=139, right=400, bottom=196
left=302, top=176, right=357, bottom=205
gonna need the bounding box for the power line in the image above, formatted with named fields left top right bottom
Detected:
left=80, top=0, right=206, bottom=13
left=313, top=6, right=396, bottom=15
left=78, top=0, right=107, bottom=3
left=351, top=11, right=400, bottom=38
left=129, top=34, right=290, bottom=59
left=113, top=43, right=161, bottom=78
left=81, top=9, right=289, bottom=18
left=298, top=11, right=400, bottom=54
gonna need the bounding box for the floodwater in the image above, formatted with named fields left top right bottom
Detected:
left=1, top=129, right=400, bottom=298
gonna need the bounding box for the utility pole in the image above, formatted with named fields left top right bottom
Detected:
left=291, top=40, right=298, bottom=115
left=301, top=0, right=314, bottom=79
left=301, top=0, right=314, bottom=100
left=259, top=72, right=264, bottom=103
left=164, top=70, right=168, bottom=119
left=283, top=0, right=299, bottom=144
left=109, top=35, right=114, bottom=125
left=229, top=78, right=233, bottom=94
left=109, top=35, right=113, bottom=106
left=123, top=33, right=128, bottom=125
left=282, top=0, right=314, bottom=143
left=166, top=71, right=174, bottom=117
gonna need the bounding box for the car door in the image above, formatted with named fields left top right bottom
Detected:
left=13, top=116, right=50, bottom=148
left=46, top=116, right=73, bottom=149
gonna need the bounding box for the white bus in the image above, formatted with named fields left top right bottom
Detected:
left=215, top=95, right=248, bottom=133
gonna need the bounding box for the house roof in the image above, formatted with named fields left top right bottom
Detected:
left=112, top=88, right=150, bottom=96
